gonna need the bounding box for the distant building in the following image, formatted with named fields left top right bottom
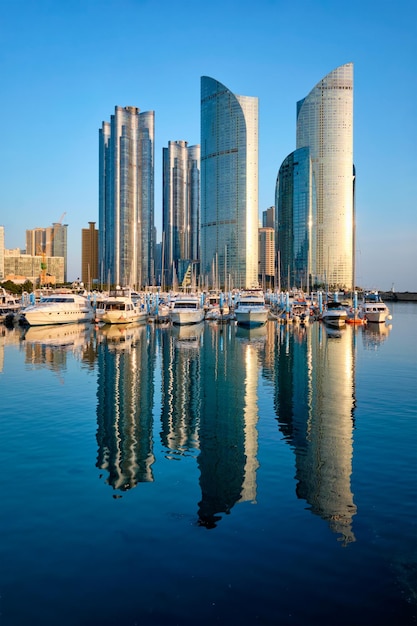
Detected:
left=49, top=222, right=68, bottom=282
left=162, top=140, right=200, bottom=288
left=4, top=249, right=64, bottom=285
left=262, top=206, right=275, bottom=229
left=99, top=105, right=155, bottom=288
left=81, top=222, right=99, bottom=287
left=0, top=226, right=4, bottom=280
left=26, top=222, right=68, bottom=282
left=276, top=63, right=355, bottom=290
left=200, top=77, right=259, bottom=290
left=258, top=227, right=275, bottom=289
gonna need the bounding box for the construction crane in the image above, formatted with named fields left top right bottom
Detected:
left=37, top=212, right=67, bottom=287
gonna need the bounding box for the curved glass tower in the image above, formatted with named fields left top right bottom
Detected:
left=275, top=147, right=312, bottom=290
left=276, top=64, right=354, bottom=291
left=200, top=77, right=258, bottom=290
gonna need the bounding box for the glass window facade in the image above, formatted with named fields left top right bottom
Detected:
left=200, top=77, right=258, bottom=290
left=296, top=63, right=354, bottom=289
left=276, top=148, right=312, bottom=290
left=162, top=141, right=200, bottom=287
left=99, top=106, right=155, bottom=288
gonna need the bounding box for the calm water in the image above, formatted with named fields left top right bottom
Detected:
left=0, top=302, right=416, bottom=626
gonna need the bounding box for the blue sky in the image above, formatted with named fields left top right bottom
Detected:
left=1, top=0, right=416, bottom=291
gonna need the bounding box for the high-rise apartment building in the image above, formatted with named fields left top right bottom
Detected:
left=45, top=223, right=68, bottom=282
left=258, top=227, right=275, bottom=289
left=81, top=222, right=99, bottom=287
left=0, top=226, right=4, bottom=280
left=26, top=222, right=68, bottom=282
left=99, top=105, right=155, bottom=288
left=276, top=63, right=354, bottom=290
left=262, top=206, right=275, bottom=229
left=200, top=77, right=259, bottom=290
left=162, top=141, right=200, bottom=288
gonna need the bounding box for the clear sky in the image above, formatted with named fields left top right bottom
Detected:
left=1, top=0, right=416, bottom=291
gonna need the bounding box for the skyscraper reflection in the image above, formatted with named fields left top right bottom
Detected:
left=196, top=324, right=260, bottom=528
left=275, top=323, right=357, bottom=545
left=96, top=324, right=156, bottom=491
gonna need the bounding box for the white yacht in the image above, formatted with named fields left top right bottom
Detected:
left=234, top=290, right=268, bottom=328
left=169, top=295, right=205, bottom=325
left=95, top=288, right=148, bottom=325
left=20, top=292, right=95, bottom=326
left=360, top=292, right=391, bottom=324
left=321, top=301, right=348, bottom=327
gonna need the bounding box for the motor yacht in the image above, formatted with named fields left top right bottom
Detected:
left=360, top=292, right=391, bottom=324
left=234, top=290, right=268, bottom=328
left=321, top=301, right=348, bottom=327
left=20, top=292, right=95, bottom=326
left=169, top=295, right=205, bottom=325
left=95, top=288, right=148, bottom=325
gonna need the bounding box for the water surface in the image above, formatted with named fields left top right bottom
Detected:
left=0, top=302, right=416, bottom=625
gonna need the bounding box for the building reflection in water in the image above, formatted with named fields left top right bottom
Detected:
left=196, top=323, right=261, bottom=528
left=159, top=322, right=204, bottom=458
left=96, top=323, right=156, bottom=491
left=275, top=322, right=357, bottom=545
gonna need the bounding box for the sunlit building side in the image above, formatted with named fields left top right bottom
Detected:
left=200, top=77, right=259, bottom=290
left=276, top=63, right=354, bottom=290
left=99, top=106, right=155, bottom=288
left=81, top=221, right=99, bottom=287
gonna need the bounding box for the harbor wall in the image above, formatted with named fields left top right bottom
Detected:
left=380, top=292, right=417, bottom=302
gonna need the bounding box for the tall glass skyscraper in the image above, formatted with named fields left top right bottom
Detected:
left=99, top=106, right=155, bottom=288
left=276, top=63, right=354, bottom=290
left=200, top=77, right=259, bottom=290
left=162, top=141, right=200, bottom=288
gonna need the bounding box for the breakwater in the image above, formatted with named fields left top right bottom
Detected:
left=380, top=292, right=417, bottom=302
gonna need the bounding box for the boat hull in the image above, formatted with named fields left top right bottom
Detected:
left=235, top=310, right=268, bottom=328
left=22, top=310, right=93, bottom=326
left=360, top=307, right=390, bottom=323
left=170, top=309, right=205, bottom=325
left=321, top=312, right=347, bottom=327
left=96, top=310, right=147, bottom=325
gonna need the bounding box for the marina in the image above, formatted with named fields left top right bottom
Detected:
left=0, top=300, right=415, bottom=625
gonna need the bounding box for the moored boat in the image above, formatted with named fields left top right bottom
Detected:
left=360, top=291, right=391, bottom=324
left=234, top=290, right=268, bottom=328
left=321, top=301, right=348, bottom=327
left=20, top=292, right=95, bottom=326
left=95, top=288, right=147, bottom=325
left=169, top=295, right=205, bottom=325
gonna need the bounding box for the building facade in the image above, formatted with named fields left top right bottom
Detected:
left=26, top=223, right=68, bottom=282
left=81, top=222, right=99, bottom=287
left=99, top=106, right=155, bottom=288
left=162, top=141, right=200, bottom=289
left=4, top=250, right=64, bottom=284
left=258, top=227, right=275, bottom=290
left=0, top=226, right=4, bottom=280
left=200, top=77, right=259, bottom=290
left=276, top=63, right=354, bottom=291
left=275, top=147, right=312, bottom=290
